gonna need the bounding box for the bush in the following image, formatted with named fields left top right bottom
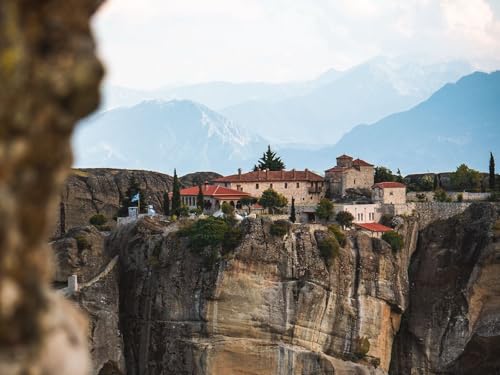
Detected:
left=89, top=214, right=107, bottom=226
left=317, top=234, right=340, bottom=263
left=327, top=224, right=346, bottom=246
left=434, top=188, right=451, bottom=202
left=221, top=201, right=235, bottom=216
left=270, top=220, right=291, bottom=237
left=316, top=198, right=334, bottom=221
left=336, top=211, right=354, bottom=228
left=416, top=193, right=426, bottom=202
left=489, top=192, right=500, bottom=202
left=74, top=235, right=90, bottom=251
left=456, top=193, right=463, bottom=202
left=382, top=231, right=404, bottom=252
left=354, top=336, right=370, bottom=358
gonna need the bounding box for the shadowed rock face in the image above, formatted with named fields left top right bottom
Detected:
left=0, top=0, right=103, bottom=374
left=110, top=217, right=419, bottom=375
left=390, top=203, right=500, bottom=375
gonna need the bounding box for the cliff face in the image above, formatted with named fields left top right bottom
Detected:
left=51, top=226, right=125, bottom=375
left=110, top=217, right=419, bottom=375
left=390, top=203, right=500, bottom=374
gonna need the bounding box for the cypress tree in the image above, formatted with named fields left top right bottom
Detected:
left=171, top=169, right=181, bottom=216
left=433, top=174, right=439, bottom=191
left=163, top=191, right=170, bottom=216
left=289, top=197, right=296, bottom=223
left=197, top=182, right=204, bottom=211
left=489, top=152, right=495, bottom=190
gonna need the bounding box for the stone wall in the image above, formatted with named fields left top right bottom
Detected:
left=326, top=166, right=374, bottom=196
left=407, top=191, right=491, bottom=202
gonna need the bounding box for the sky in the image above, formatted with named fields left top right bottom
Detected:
left=93, top=0, right=500, bottom=90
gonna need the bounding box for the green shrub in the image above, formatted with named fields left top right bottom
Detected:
left=382, top=231, right=404, bottom=252
left=456, top=193, right=463, bottom=202
left=335, top=211, right=354, bottom=228
left=221, top=202, right=235, bottom=216
left=354, top=336, right=370, bottom=358
left=317, top=234, right=340, bottom=263
left=270, top=220, right=291, bottom=237
left=434, top=188, right=451, bottom=202
left=75, top=235, right=90, bottom=251
left=327, top=224, right=346, bottom=246
left=89, top=214, right=107, bottom=226
left=222, top=226, right=243, bottom=253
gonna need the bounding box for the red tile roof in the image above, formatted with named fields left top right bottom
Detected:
left=213, top=169, right=323, bottom=183
left=352, top=158, right=373, bottom=167
left=180, top=185, right=251, bottom=198
left=373, top=182, right=406, bottom=189
left=355, top=223, right=393, bottom=232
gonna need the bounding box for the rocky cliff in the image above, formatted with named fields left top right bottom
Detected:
left=390, top=203, right=500, bottom=375
left=50, top=202, right=500, bottom=374
left=108, top=216, right=419, bottom=374
left=54, top=169, right=222, bottom=238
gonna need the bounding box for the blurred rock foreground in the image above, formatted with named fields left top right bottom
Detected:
left=0, top=0, right=104, bottom=374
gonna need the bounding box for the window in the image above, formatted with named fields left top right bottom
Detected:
left=270, top=183, right=273, bottom=188
left=256, top=183, right=259, bottom=189
left=354, top=179, right=356, bottom=184
left=225, top=183, right=228, bottom=187
left=389, top=191, right=394, bottom=196
left=296, top=183, right=300, bottom=188
left=284, top=182, right=288, bottom=189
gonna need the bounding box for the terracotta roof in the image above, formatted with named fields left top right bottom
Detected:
left=373, top=182, right=406, bottom=189
left=337, top=154, right=353, bottom=159
left=355, top=223, right=393, bottom=232
left=213, top=169, right=323, bottom=183
left=325, top=166, right=348, bottom=173
left=352, top=158, right=373, bottom=167
left=180, top=185, right=250, bottom=198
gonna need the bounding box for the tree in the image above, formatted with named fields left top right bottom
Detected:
left=171, top=169, right=181, bottom=216
left=254, top=145, right=285, bottom=171
left=451, top=164, right=481, bottom=192
left=395, top=169, right=404, bottom=183
left=382, top=231, right=404, bottom=252
left=335, top=211, right=354, bottom=229
left=197, top=183, right=204, bottom=210
left=433, top=188, right=451, bottom=202
left=258, top=188, right=287, bottom=213
left=221, top=202, right=235, bottom=217
left=374, top=166, right=395, bottom=183
left=433, top=174, right=440, bottom=191
left=162, top=192, right=170, bottom=216
left=315, top=198, right=334, bottom=221
left=490, top=152, right=496, bottom=191
left=289, top=197, right=296, bottom=223
left=240, top=196, right=257, bottom=213
left=118, top=176, right=146, bottom=216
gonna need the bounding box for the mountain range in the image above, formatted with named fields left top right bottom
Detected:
left=75, top=60, right=499, bottom=175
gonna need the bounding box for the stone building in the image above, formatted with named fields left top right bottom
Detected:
left=372, top=182, right=407, bottom=204
left=325, top=154, right=374, bottom=197
left=180, top=184, right=251, bottom=213
left=213, top=169, right=325, bottom=205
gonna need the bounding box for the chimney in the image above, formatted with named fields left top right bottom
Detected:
left=305, top=168, right=309, bottom=179
left=238, top=168, right=242, bottom=180
left=292, top=168, right=296, bottom=179
left=204, top=180, right=209, bottom=190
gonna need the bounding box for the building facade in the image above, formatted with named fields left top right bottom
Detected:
left=333, top=203, right=381, bottom=224
left=213, top=169, right=325, bottom=205
left=180, top=184, right=251, bottom=213
left=325, top=155, right=374, bottom=197
left=372, top=182, right=407, bottom=204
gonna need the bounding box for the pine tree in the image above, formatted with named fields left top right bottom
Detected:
left=255, top=145, right=285, bottom=171
left=489, top=152, right=495, bottom=190
left=171, top=169, right=181, bottom=217
left=289, top=197, right=296, bottom=223
left=396, top=169, right=404, bottom=183
left=118, top=176, right=146, bottom=216
left=163, top=192, right=170, bottom=216
left=197, top=182, right=204, bottom=211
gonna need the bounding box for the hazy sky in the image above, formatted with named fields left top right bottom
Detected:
left=93, top=0, right=500, bottom=89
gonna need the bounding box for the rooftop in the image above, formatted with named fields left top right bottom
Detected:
left=355, top=222, right=393, bottom=232
left=213, top=169, right=323, bottom=183
left=180, top=185, right=251, bottom=198
left=373, top=182, right=406, bottom=189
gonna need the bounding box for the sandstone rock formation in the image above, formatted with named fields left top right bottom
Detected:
left=111, top=216, right=419, bottom=374
left=390, top=203, right=500, bottom=375
left=0, top=1, right=103, bottom=374
left=52, top=226, right=125, bottom=374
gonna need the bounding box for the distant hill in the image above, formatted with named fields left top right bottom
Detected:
left=311, top=71, right=500, bottom=174
left=221, top=58, right=473, bottom=143
left=73, top=100, right=266, bottom=174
